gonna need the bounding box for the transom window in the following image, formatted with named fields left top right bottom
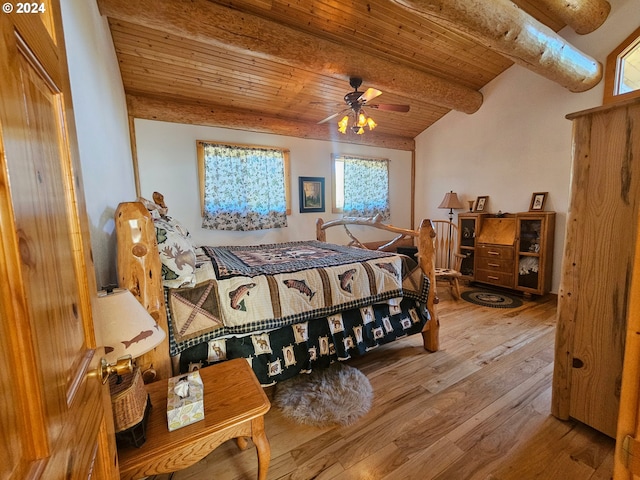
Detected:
left=197, top=141, right=291, bottom=231
left=332, top=154, right=390, bottom=220
left=604, top=27, right=640, bottom=104
left=617, top=43, right=640, bottom=94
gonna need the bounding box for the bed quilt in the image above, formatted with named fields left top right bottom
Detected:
left=177, top=297, right=429, bottom=385
left=166, top=240, right=428, bottom=355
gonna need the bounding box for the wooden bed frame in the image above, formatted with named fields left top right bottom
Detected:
left=115, top=201, right=439, bottom=382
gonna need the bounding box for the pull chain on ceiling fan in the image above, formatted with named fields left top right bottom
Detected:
left=317, top=77, right=410, bottom=135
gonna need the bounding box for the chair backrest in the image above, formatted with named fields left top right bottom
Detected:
left=432, top=220, right=459, bottom=270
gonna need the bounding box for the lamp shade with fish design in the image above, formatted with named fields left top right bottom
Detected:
left=94, top=288, right=166, bottom=364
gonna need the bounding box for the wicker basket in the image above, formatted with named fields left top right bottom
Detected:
left=109, top=367, right=148, bottom=432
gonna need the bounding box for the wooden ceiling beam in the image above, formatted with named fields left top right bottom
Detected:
left=536, top=0, right=610, bottom=34
left=126, top=94, right=416, bottom=151
left=97, top=0, right=483, bottom=114
left=390, top=0, right=602, bottom=92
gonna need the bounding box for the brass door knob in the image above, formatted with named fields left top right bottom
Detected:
left=97, top=356, right=133, bottom=384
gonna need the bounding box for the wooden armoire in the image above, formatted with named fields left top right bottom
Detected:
left=552, top=97, right=640, bottom=438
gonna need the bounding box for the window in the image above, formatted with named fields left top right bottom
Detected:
left=197, top=141, right=290, bottom=231
left=332, top=154, right=390, bottom=220
left=604, top=26, right=640, bottom=104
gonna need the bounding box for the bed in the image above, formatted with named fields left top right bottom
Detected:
left=115, top=197, right=439, bottom=386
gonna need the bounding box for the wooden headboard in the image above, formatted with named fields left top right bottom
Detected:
left=115, top=201, right=172, bottom=381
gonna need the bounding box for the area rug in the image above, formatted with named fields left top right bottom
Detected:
left=461, top=289, right=524, bottom=309
left=273, top=363, right=373, bottom=427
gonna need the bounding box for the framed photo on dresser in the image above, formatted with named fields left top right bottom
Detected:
left=474, top=196, right=488, bottom=212
left=529, top=192, right=547, bottom=211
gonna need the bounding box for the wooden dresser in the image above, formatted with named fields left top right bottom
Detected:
left=475, top=217, right=517, bottom=288
left=458, top=212, right=555, bottom=296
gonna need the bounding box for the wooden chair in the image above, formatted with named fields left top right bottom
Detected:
left=432, top=220, right=464, bottom=300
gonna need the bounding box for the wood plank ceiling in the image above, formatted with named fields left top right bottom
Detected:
left=97, top=0, right=610, bottom=150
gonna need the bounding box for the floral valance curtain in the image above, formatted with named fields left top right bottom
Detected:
left=201, top=143, right=287, bottom=231
left=342, top=156, right=390, bottom=220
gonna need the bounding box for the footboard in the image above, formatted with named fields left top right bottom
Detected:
left=316, top=215, right=439, bottom=351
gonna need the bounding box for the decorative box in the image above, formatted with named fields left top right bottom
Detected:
left=167, top=370, right=204, bottom=431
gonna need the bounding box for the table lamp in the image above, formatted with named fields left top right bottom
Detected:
left=94, top=287, right=166, bottom=447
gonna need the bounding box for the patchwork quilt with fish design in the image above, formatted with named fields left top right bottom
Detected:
left=166, top=240, right=428, bottom=356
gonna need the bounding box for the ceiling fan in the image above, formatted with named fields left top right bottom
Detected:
left=317, top=77, right=410, bottom=134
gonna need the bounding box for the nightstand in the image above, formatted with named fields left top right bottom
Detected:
left=117, top=359, right=271, bottom=480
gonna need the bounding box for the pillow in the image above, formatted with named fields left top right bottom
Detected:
left=155, top=218, right=196, bottom=289
left=164, top=215, right=197, bottom=249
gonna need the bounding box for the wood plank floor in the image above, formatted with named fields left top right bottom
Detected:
left=150, top=288, right=615, bottom=480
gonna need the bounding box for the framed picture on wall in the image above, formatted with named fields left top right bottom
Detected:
left=474, top=196, right=488, bottom=212
left=299, top=176, right=325, bottom=213
left=529, top=192, right=547, bottom=211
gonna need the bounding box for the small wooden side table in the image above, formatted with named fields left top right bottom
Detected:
left=117, top=359, right=271, bottom=480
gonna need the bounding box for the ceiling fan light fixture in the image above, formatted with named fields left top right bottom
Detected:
left=326, top=78, right=407, bottom=134
left=338, top=115, right=349, bottom=134
left=366, top=117, right=377, bottom=130
left=357, top=111, right=367, bottom=127
left=337, top=109, right=377, bottom=135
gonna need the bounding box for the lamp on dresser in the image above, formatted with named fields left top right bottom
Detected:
left=438, top=190, right=464, bottom=269
left=94, top=287, right=166, bottom=447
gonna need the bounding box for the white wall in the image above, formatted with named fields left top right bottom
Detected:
left=60, top=0, right=136, bottom=288
left=135, top=120, right=413, bottom=246
left=414, top=0, right=640, bottom=293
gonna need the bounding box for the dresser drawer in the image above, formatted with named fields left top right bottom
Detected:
left=476, top=244, right=514, bottom=260
left=476, top=269, right=514, bottom=288
left=476, top=256, right=513, bottom=273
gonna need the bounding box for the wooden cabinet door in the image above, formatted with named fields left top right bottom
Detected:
left=458, top=214, right=479, bottom=279
left=0, top=3, right=118, bottom=479
left=514, top=213, right=554, bottom=295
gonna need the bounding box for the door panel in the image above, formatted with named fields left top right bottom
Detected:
left=0, top=3, right=118, bottom=479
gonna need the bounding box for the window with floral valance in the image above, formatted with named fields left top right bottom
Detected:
left=332, top=154, right=390, bottom=220
left=197, top=141, right=291, bottom=231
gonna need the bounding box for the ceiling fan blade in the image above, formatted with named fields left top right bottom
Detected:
left=368, top=104, right=410, bottom=112
left=310, top=101, right=343, bottom=106
left=358, top=87, right=382, bottom=103
left=317, top=108, right=349, bottom=124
